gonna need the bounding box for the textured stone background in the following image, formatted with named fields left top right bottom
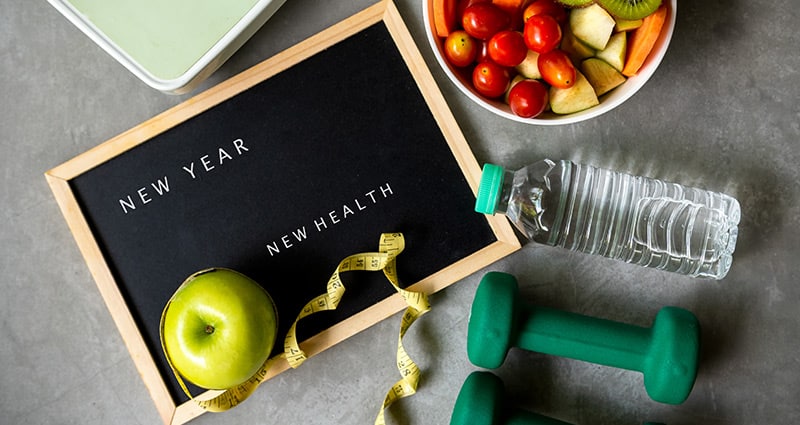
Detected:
left=2, top=0, right=798, bottom=424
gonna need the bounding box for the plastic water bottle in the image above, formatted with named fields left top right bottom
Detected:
left=475, top=160, right=740, bottom=279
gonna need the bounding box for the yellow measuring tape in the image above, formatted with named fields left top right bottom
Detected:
left=164, top=233, right=430, bottom=423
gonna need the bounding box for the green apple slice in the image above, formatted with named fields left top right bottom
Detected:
left=549, top=70, right=600, bottom=114
left=561, top=23, right=596, bottom=65
left=581, top=57, right=627, bottom=96
left=569, top=3, right=616, bottom=50
left=596, top=32, right=627, bottom=72
left=514, top=49, right=542, bottom=80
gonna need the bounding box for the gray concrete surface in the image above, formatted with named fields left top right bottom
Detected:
left=2, top=0, right=798, bottom=424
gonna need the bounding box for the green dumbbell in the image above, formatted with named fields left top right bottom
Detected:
left=451, top=371, right=665, bottom=425
left=451, top=371, right=573, bottom=425
left=468, top=272, right=700, bottom=405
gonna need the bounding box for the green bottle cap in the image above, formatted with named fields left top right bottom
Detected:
left=475, top=163, right=504, bottom=215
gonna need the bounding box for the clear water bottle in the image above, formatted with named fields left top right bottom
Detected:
left=475, top=160, right=740, bottom=279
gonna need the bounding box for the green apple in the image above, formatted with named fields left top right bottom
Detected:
left=160, top=268, right=278, bottom=390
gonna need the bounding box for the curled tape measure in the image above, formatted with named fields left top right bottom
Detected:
left=164, top=233, right=430, bottom=424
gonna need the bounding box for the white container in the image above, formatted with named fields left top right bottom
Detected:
left=422, top=0, right=677, bottom=126
left=48, top=0, right=287, bottom=94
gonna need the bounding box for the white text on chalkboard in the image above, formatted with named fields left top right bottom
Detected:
left=266, top=183, right=395, bottom=257
left=118, top=177, right=171, bottom=214
left=118, top=138, right=249, bottom=214
left=182, top=138, right=249, bottom=179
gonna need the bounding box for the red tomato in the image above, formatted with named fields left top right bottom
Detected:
left=472, top=61, right=510, bottom=98
left=456, top=0, right=491, bottom=19
left=444, top=30, right=479, bottom=67
left=523, top=14, right=562, bottom=53
left=538, top=49, right=576, bottom=88
left=523, top=0, right=568, bottom=24
left=461, top=3, right=511, bottom=40
left=476, top=40, right=491, bottom=63
left=507, top=79, right=549, bottom=118
left=487, top=30, right=527, bottom=67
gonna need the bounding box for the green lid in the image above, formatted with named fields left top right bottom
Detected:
left=475, top=163, right=505, bottom=215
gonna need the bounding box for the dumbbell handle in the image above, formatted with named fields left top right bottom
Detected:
left=516, top=304, right=652, bottom=373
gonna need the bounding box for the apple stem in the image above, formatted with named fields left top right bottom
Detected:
left=205, top=325, right=215, bottom=335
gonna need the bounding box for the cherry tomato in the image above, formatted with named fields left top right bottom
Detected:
left=461, top=3, right=511, bottom=40
left=475, top=40, right=491, bottom=64
left=444, top=30, right=479, bottom=67
left=487, top=30, right=527, bottom=67
left=456, top=0, right=491, bottom=19
left=490, top=1, right=526, bottom=30
left=523, top=0, right=568, bottom=25
left=523, top=14, right=562, bottom=53
left=507, top=79, right=549, bottom=118
left=472, top=61, right=510, bottom=98
left=537, top=49, right=576, bottom=88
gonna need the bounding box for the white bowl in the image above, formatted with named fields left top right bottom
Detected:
left=48, top=0, right=287, bottom=94
left=422, top=0, right=677, bottom=125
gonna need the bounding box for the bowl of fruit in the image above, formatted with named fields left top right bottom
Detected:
left=423, top=0, right=676, bottom=125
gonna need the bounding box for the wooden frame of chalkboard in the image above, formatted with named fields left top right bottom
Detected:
left=45, top=1, right=519, bottom=424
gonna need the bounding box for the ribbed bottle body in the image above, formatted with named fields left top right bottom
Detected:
left=500, top=160, right=740, bottom=279
left=555, top=162, right=739, bottom=278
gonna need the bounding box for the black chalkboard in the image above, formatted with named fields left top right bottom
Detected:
left=47, top=2, right=518, bottom=423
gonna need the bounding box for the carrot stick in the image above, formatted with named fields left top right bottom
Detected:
left=622, top=4, right=668, bottom=77
left=433, top=0, right=458, bottom=38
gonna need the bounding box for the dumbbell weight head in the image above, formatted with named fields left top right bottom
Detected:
left=467, top=271, right=520, bottom=369
left=642, top=307, right=700, bottom=404
left=451, top=371, right=574, bottom=425
left=450, top=371, right=504, bottom=425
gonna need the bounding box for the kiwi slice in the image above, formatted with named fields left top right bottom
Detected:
left=557, top=0, right=595, bottom=6
left=596, top=0, right=661, bottom=20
